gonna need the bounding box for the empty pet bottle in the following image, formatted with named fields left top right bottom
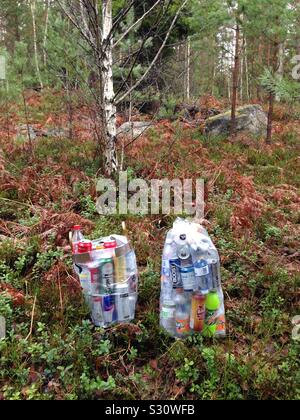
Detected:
left=194, top=259, right=211, bottom=294
left=160, top=296, right=176, bottom=336
left=204, top=291, right=221, bottom=337
left=175, top=289, right=190, bottom=338
left=176, top=234, right=192, bottom=266
left=71, top=225, right=84, bottom=254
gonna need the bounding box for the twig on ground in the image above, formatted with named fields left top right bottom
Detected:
left=25, top=295, right=37, bottom=341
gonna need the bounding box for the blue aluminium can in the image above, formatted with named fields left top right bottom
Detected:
left=103, top=295, right=114, bottom=311
left=103, top=295, right=114, bottom=324
left=169, top=259, right=182, bottom=289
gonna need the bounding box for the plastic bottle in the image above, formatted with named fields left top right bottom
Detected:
left=126, top=250, right=137, bottom=277
left=180, top=266, right=196, bottom=292
left=175, top=289, right=190, bottom=338
left=190, top=292, right=206, bottom=332
left=194, top=259, right=211, bottom=294
left=160, top=296, right=176, bottom=336
left=204, top=291, right=221, bottom=337
left=75, top=264, right=91, bottom=297
left=176, top=234, right=192, bottom=266
left=71, top=225, right=84, bottom=254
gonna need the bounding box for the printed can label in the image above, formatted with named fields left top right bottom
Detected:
left=100, top=260, right=114, bottom=294
left=114, top=255, right=127, bottom=283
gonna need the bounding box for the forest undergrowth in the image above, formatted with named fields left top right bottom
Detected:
left=0, top=92, right=299, bottom=400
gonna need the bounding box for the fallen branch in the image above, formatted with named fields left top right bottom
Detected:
left=25, top=295, right=37, bottom=341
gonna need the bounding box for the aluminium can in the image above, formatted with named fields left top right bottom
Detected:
left=114, top=284, right=131, bottom=322
left=91, top=296, right=104, bottom=327
left=103, top=295, right=114, bottom=325
left=99, top=258, right=114, bottom=294
left=114, top=254, right=127, bottom=284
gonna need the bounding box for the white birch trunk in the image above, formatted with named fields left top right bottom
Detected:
left=102, top=0, right=118, bottom=175
left=43, top=0, right=50, bottom=67
left=30, top=0, right=43, bottom=90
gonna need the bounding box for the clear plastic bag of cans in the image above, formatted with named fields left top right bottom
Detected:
left=73, top=234, right=138, bottom=328
left=160, top=218, right=226, bottom=338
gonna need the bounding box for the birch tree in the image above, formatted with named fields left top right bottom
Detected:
left=30, top=0, right=44, bottom=90
left=57, top=0, right=189, bottom=176
left=102, top=0, right=118, bottom=174
left=43, top=0, right=51, bottom=67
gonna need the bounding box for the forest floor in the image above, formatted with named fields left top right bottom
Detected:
left=0, top=90, right=299, bottom=400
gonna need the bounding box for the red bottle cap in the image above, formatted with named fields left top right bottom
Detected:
left=78, top=240, right=92, bottom=253
left=104, top=240, right=117, bottom=249
left=73, top=225, right=81, bottom=231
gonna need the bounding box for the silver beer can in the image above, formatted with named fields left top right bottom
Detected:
left=91, top=296, right=104, bottom=327
left=114, top=284, right=132, bottom=322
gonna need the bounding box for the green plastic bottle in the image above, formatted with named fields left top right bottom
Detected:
left=204, top=291, right=220, bottom=337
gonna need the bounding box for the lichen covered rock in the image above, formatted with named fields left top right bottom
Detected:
left=205, top=104, right=267, bottom=136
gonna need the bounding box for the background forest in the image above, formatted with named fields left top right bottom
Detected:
left=0, top=0, right=299, bottom=401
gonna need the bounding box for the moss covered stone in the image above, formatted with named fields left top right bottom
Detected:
left=205, top=104, right=268, bottom=136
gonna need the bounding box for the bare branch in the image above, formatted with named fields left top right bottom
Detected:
left=111, top=0, right=136, bottom=34
left=56, top=0, right=96, bottom=50
left=79, top=0, right=96, bottom=45
left=113, top=3, right=169, bottom=99
left=113, top=0, right=162, bottom=49
left=115, top=0, right=190, bottom=104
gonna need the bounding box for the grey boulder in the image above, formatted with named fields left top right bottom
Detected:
left=205, top=104, right=267, bottom=136
left=117, top=121, right=152, bottom=138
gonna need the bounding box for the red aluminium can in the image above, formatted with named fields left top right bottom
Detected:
left=104, top=240, right=117, bottom=249
left=78, top=240, right=93, bottom=254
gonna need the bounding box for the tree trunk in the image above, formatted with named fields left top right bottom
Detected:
left=185, top=36, right=191, bottom=101
left=43, top=0, right=50, bottom=67
left=30, top=0, right=44, bottom=90
left=102, top=0, right=118, bottom=175
left=276, top=42, right=285, bottom=102
left=230, top=24, right=240, bottom=136
left=244, top=36, right=250, bottom=102
left=266, top=92, right=274, bottom=144
left=266, top=43, right=279, bottom=144
left=240, top=35, right=244, bottom=104
left=211, top=58, right=216, bottom=97
left=257, top=38, right=263, bottom=101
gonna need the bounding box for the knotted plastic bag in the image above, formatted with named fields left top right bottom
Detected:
left=160, top=219, right=226, bottom=338
left=73, top=235, right=138, bottom=328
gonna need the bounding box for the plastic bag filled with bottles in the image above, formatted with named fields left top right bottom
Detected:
left=160, top=219, right=226, bottom=338
left=71, top=226, right=138, bottom=328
